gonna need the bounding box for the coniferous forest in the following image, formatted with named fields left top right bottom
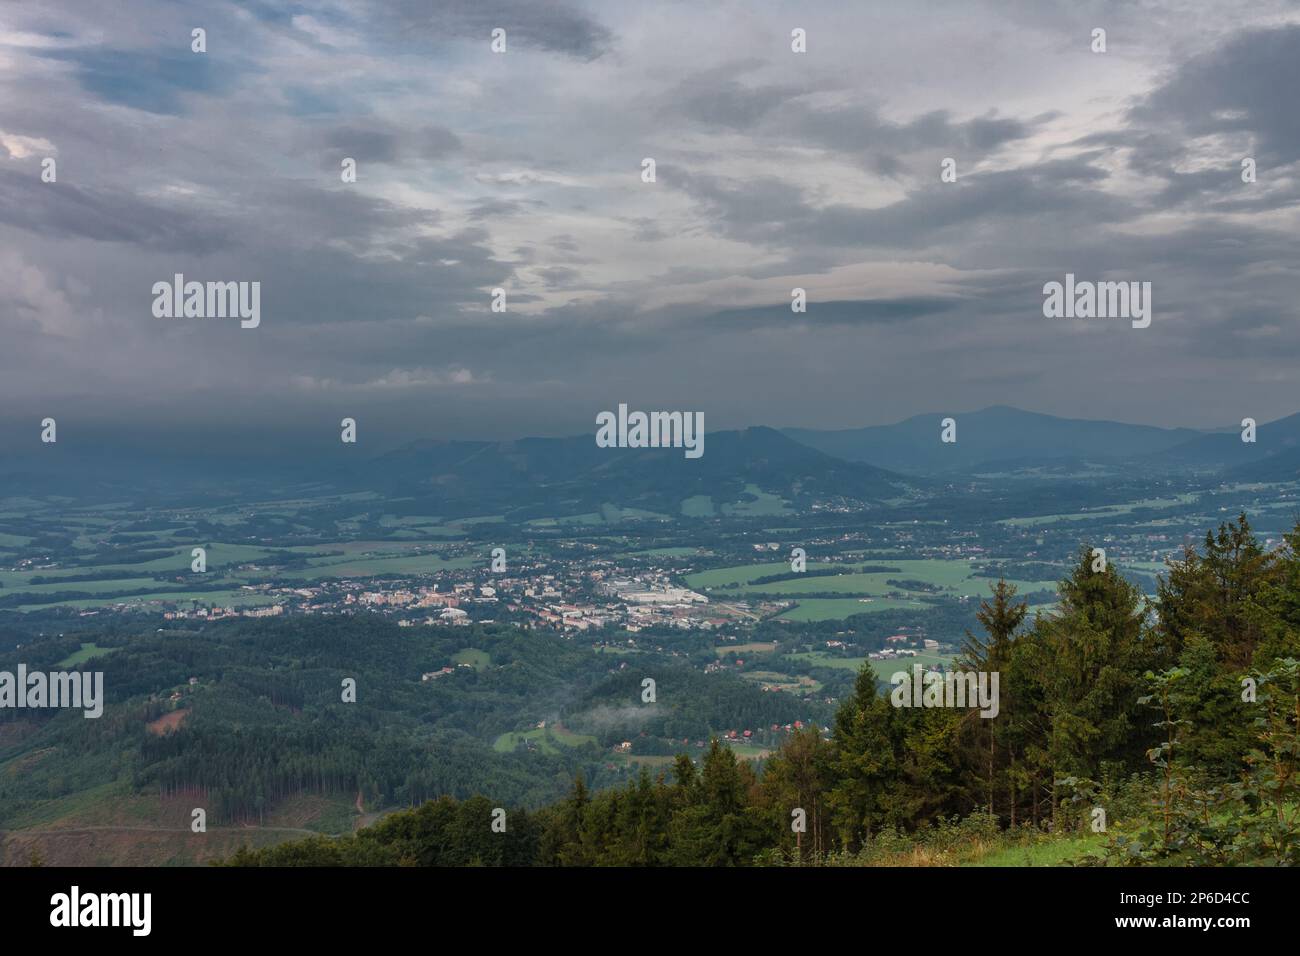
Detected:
left=225, top=513, right=1300, bottom=867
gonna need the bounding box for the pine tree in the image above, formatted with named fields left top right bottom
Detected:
left=1033, top=546, right=1152, bottom=826
left=959, top=579, right=1027, bottom=822
left=827, top=665, right=901, bottom=849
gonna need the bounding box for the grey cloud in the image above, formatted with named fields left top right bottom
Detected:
left=380, top=0, right=614, bottom=59
left=312, top=123, right=462, bottom=168
left=707, top=297, right=961, bottom=329
left=0, top=168, right=233, bottom=253
left=4, top=0, right=1300, bottom=438
left=672, top=154, right=1122, bottom=256
left=1132, top=25, right=1300, bottom=167
left=535, top=265, right=580, bottom=288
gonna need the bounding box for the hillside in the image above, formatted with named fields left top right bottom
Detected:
left=361, top=425, right=915, bottom=516
left=785, top=406, right=1204, bottom=475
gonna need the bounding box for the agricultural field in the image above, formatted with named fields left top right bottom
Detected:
left=996, top=493, right=1202, bottom=527
left=714, top=641, right=779, bottom=657
left=719, top=485, right=791, bottom=517
left=785, top=650, right=955, bottom=681
left=686, top=558, right=1057, bottom=597
left=777, top=598, right=929, bottom=621
left=0, top=492, right=494, bottom=611
left=740, top=671, right=823, bottom=695
left=492, top=725, right=597, bottom=755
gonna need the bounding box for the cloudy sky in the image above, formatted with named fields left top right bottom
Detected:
left=2, top=0, right=1299, bottom=448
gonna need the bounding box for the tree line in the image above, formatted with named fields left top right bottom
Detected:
left=228, top=512, right=1300, bottom=865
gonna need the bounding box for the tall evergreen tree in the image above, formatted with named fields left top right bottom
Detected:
left=959, top=579, right=1027, bottom=822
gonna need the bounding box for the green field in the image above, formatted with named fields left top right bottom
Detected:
left=720, top=741, right=773, bottom=760
left=685, top=561, right=841, bottom=588
left=966, top=832, right=1106, bottom=866
left=714, top=641, right=779, bottom=657
left=55, top=643, right=118, bottom=667
left=273, top=552, right=478, bottom=581
left=621, top=547, right=701, bottom=559
left=865, top=652, right=955, bottom=680
left=686, top=559, right=1059, bottom=622
left=720, top=484, right=791, bottom=516
left=777, top=598, right=928, bottom=621
left=18, top=590, right=284, bottom=612
left=997, top=494, right=1200, bottom=527
left=786, top=650, right=954, bottom=679
left=0, top=515, right=491, bottom=611
left=680, top=495, right=715, bottom=517
left=740, top=671, right=822, bottom=694
left=452, top=648, right=490, bottom=669
left=492, top=725, right=596, bottom=755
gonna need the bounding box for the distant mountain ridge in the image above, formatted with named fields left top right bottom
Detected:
left=5, top=407, right=1300, bottom=507
left=784, top=405, right=1206, bottom=475
left=361, top=425, right=914, bottom=517
left=1169, top=411, right=1300, bottom=481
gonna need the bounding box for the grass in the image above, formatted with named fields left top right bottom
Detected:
left=620, top=547, right=701, bottom=558
left=720, top=741, right=771, bottom=760
left=452, top=648, right=490, bottom=669
left=740, top=672, right=822, bottom=694
left=685, top=557, right=1058, bottom=622
left=492, top=725, right=596, bottom=755
left=965, top=832, right=1107, bottom=867
left=865, top=652, right=956, bottom=680
left=685, top=562, right=837, bottom=589
left=0, top=779, right=130, bottom=830
left=55, top=643, right=116, bottom=667
left=527, top=513, right=604, bottom=527
left=17, top=589, right=284, bottom=612
left=688, top=557, right=1053, bottom=595
left=2, top=533, right=488, bottom=611
left=777, top=598, right=928, bottom=621
left=714, top=641, right=778, bottom=657
left=997, top=494, right=1200, bottom=527
left=277, top=552, right=477, bottom=580
left=6, top=577, right=163, bottom=596
left=720, top=485, right=791, bottom=516
left=680, top=495, right=715, bottom=517
left=784, top=651, right=953, bottom=679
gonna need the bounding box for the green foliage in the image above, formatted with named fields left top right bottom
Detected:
left=25, top=510, right=1300, bottom=867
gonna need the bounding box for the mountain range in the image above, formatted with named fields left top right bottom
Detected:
left=784, top=406, right=1207, bottom=475
left=3, top=407, right=1300, bottom=508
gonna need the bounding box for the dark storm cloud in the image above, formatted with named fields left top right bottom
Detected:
left=672, top=154, right=1123, bottom=254
left=249, top=227, right=514, bottom=327
left=1131, top=25, right=1300, bottom=166
left=789, top=106, right=1052, bottom=163
left=0, top=167, right=233, bottom=253
left=664, top=61, right=1053, bottom=171
left=4, top=0, right=1300, bottom=438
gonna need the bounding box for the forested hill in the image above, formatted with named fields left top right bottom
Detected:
left=0, top=614, right=826, bottom=846
left=227, top=513, right=1300, bottom=867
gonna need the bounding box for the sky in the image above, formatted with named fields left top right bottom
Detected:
left=2, top=0, right=1300, bottom=448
